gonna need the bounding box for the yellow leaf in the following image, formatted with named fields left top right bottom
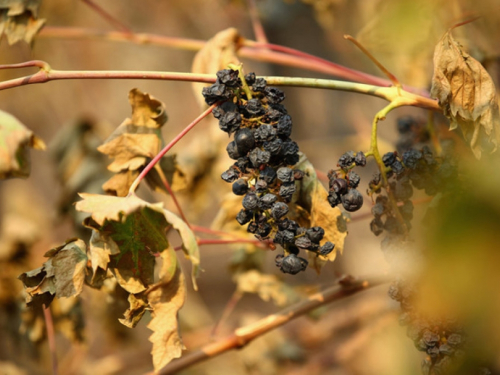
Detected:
left=0, top=109, right=45, bottom=179
left=0, top=0, right=46, bottom=45
left=431, top=29, right=500, bottom=159
left=147, top=263, right=186, bottom=371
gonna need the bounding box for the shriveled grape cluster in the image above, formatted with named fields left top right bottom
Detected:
left=368, top=145, right=457, bottom=237
left=326, top=151, right=366, bottom=212
left=203, top=69, right=334, bottom=275
left=388, top=278, right=468, bottom=375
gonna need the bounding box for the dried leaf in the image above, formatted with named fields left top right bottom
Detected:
left=76, top=193, right=199, bottom=292
left=48, top=239, right=88, bottom=298
left=0, top=109, right=45, bottom=179
left=236, top=270, right=300, bottom=307
left=0, top=0, right=45, bottom=44
left=19, top=239, right=88, bottom=305
left=147, top=262, right=186, bottom=371
left=98, top=89, right=185, bottom=196
left=431, top=29, right=500, bottom=159
left=119, top=293, right=149, bottom=328
left=293, top=154, right=348, bottom=273
left=88, top=230, right=120, bottom=280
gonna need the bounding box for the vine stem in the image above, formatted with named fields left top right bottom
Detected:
left=0, top=64, right=440, bottom=112
left=174, top=238, right=265, bottom=251
left=43, top=304, right=58, bottom=375
left=81, top=0, right=132, bottom=34
left=367, top=102, right=409, bottom=234
left=146, top=275, right=390, bottom=375
left=128, top=104, right=216, bottom=195
left=36, top=26, right=429, bottom=95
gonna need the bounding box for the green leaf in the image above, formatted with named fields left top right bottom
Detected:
left=76, top=193, right=199, bottom=292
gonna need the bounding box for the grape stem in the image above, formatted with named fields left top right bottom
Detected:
left=0, top=63, right=439, bottom=112
left=127, top=104, right=216, bottom=195
left=367, top=103, right=409, bottom=235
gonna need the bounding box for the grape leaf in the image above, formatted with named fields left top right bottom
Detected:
left=431, top=29, right=500, bottom=159
left=19, top=239, right=88, bottom=306
left=0, top=109, right=45, bottom=179
left=119, top=293, right=149, bottom=328
left=0, top=0, right=45, bottom=44
left=88, top=230, right=120, bottom=282
left=98, top=89, right=186, bottom=196
left=147, top=255, right=186, bottom=371
left=293, top=154, right=348, bottom=273
left=76, top=193, right=199, bottom=291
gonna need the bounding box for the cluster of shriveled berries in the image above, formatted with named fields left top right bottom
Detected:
left=203, top=69, right=334, bottom=275
left=368, top=146, right=457, bottom=237
left=388, top=279, right=473, bottom=375
left=327, top=151, right=366, bottom=212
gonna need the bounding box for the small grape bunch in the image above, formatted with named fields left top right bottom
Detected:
left=327, top=151, right=366, bottom=212
left=368, top=146, right=457, bottom=237
left=203, top=69, right=334, bottom=275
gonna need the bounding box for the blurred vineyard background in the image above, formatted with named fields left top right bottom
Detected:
left=1, top=0, right=500, bottom=374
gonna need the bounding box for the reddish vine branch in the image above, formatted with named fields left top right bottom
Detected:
left=146, top=275, right=389, bottom=375
left=37, top=26, right=428, bottom=95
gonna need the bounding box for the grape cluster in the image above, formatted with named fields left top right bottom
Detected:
left=368, top=146, right=457, bottom=237
left=203, top=69, right=334, bottom=275
left=327, top=151, right=366, bottom=212
left=388, top=279, right=468, bottom=375
left=395, top=116, right=430, bottom=154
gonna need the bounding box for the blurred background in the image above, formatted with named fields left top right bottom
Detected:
left=1, top=0, right=500, bottom=374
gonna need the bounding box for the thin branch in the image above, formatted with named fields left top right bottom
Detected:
left=0, top=65, right=440, bottom=112
left=210, top=289, right=244, bottom=339
left=81, top=0, right=132, bottom=34
left=147, top=275, right=390, bottom=375
left=43, top=304, right=58, bottom=375
left=344, top=35, right=401, bottom=88
left=36, top=26, right=429, bottom=96
left=153, top=164, right=192, bottom=228
left=0, top=60, right=50, bottom=71
left=174, top=238, right=266, bottom=251
left=246, top=0, right=268, bottom=44
left=128, top=104, right=217, bottom=194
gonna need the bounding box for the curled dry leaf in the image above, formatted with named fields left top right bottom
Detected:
left=293, top=153, right=348, bottom=273
left=98, top=88, right=185, bottom=196
left=0, top=109, right=45, bottom=179
left=431, top=29, right=500, bottom=159
left=18, top=239, right=88, bottom=307
left=119, top=293, right=149, bottom=329
left=0, top=0, right=45, bottom=44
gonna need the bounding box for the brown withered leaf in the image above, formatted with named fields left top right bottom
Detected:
left=0, top=0, right=45, bottom=44
left=431, top=29, right=500, bottom=159
left=293, top=154, right=347, bottom=273
left=49, top=239, right=88, bottom=298
left=19, top=239, right=88, bottom=306
left=147, top=258, right=186, bottom=371
left=119, top=293, right=149, bottom=328
left=236, top=270, right=301, bottom=307
left=98, top=89, right=185, bottom=196
left=0, top=109, right=45, bottom=179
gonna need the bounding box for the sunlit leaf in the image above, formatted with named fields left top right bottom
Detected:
left=0, top=0, right=45, bottom=45
left=0, top=109, right=45, bottom=179
left=431, top=29, right=500, bottom=159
